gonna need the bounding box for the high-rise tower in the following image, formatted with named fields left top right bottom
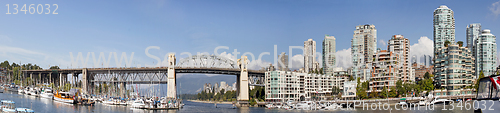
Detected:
left=467, top=23, right=482, bottom=49
left=304, top=39, right=316, bottom=73
left=323, top=35, right=336, bottom=76
left=475, top=29, right=497, bottom=77
left=351, top=24, right=377, bottom=80
left=433, top=5, right=455, bottom=52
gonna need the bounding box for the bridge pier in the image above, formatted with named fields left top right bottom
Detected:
left=38, top=73, right=41, bottom=85
left=167, top=54, right=177, bottom=99
left=237, top=56, right=249, bottom=106
left=82, top=68, right=88, bottom=94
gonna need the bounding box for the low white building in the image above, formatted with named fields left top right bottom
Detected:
left=265, top=70, right=351, bottom=102
left=343, top=81, right=357, bottom=100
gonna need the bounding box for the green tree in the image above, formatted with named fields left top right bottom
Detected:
left=356, top=78, right=369, bottom=99
left=349, top=75, right=355, bottom=81
left=424, top=72, right=431, bottom=79
left=63, top=83, right=72, bottom=91
left=475, top=71, right=485, bottom=91
left=396, top=80, right=404, bottom=97
left=444, top=40, right=451, bottom=47
left=369, top=88, right=378, bottom=98
left=380, top=86, right=388, bottom=98
left=457, top=41, right=464, bottom=47
left=50, top=66, right=60, bottom=69
left=332, top=86, right=341, bottom=96
left=319, top=68, right=324, bottom=75
left=389, top=87, right=397, bottom=97
left=0, top=60, right=10, bottom=68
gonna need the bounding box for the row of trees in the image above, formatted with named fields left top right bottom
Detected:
left=197, top=89, right=237, bottom=101
left=196, top=86, right=265, bottom=106
left=0, top=60, right=61, bottom=84
left=356, top=72, right=436, bottom=99
left=309, top=68, right=324, bottom=74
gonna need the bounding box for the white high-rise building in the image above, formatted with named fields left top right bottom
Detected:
left=467, top=23, right=481, bottom=49
left=351, top=24, right=377, bottom=80
left=475, top=29, right=497, bottom=77
left=304, top=39, right=316, bottom=73
left=323, top=35, right=336, bottom=76
left=433, top=5, right=455, bottom=52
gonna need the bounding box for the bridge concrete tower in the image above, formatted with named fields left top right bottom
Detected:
left=237, top=56, right=249, bottom=103
left=167, top=54, right=177, bottom=99
left=82, top=68, right=88, bottom=94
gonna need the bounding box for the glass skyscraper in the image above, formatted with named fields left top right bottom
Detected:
left=475, top=29, right=497, bottom=77
left=433, top=5, right=455, bottom=52
left=351, top=24, right=377, bottom=80
left=322, top=35, right=336, bottom=76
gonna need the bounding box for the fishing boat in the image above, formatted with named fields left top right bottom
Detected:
left=1, top=100, right=17, bottom=112
left=53, top=89, right=77, bottom=104
left=40, top=88, right=54, bottom=99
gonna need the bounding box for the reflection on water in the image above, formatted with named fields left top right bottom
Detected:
left=0, top=91, right=491, bottom=113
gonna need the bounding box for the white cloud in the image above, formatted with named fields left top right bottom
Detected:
left=335, top=48, right=352, bottom=69
left=379, top=39, right=387, bottom=47
left=490, top=1, right=500, bottom=17
left=289, top=54, right=304, bottom=70
left=410, top=36, right=434, bottom=62
left=195, top=88, right=202, bottom=93
left=0, top=35, right=13, bottom=44
left=218, top=51, right=271, bottom=70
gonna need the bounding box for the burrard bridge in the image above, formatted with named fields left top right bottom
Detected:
left=19, top=54, right=265, bottom=102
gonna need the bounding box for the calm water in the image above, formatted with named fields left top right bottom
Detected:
left=0, top=91, right=492, bottom=113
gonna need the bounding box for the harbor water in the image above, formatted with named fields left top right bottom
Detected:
left=0, top=91, right=488, bottom=113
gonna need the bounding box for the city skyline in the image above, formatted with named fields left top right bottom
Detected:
left=1, top=0, right=500, bottom=72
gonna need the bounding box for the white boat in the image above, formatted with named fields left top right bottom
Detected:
left=15, top=108, right=35, bottom=113
left=102, top=99, right=116, bottom=105
left=17, top=88, right=24, bottom=94
left=28, top=88, right=39, bottom=97
left=40, top=88, right=54, bottom=99
left=1, top=100, right=17, bottom=112
left=325, top=102, right=340, bottom=110
left=295, top=101, right=312, bottom=110
left=23, top=87, right=30, bottom=95
left=430, top=97, right=452, bottom=105
left=131, top=99, right=146, bottom=108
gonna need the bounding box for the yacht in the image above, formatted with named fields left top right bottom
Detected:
left=102, top=98, right=116, bottom=105
left=295, top=101, right=313, bottom=110
left=54, top=91, right=76, bottom=104
left=28, top=88, right=39, bottom=97
left=418, top=95, right=433, bottom=106
left=131, top=98, right=146, bottom=109
left=430, top=97, right=452, bottom=105
left=40, top=88, right=54, bottom=99
left=1, top=100, right=17, bottom=112
left=17, top=87, right=24, bottom=94
left=15, top=108, right=35, bottom=113
left=23, top=87, right=30, bottom=95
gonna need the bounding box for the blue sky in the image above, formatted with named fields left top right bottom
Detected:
left=1, top=0, right=499, bottom=70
